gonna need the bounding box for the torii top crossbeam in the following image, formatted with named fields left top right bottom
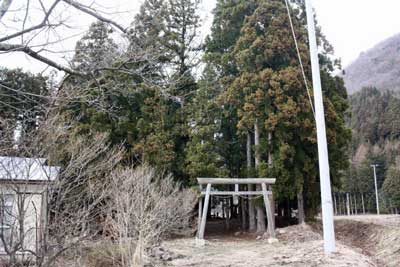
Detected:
left=197, top=178, right=276, bottom=185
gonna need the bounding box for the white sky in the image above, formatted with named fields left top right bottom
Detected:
left=1, top=0, right=400, bottom=73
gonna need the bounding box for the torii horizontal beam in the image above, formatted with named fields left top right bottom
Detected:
left=197, top=178, right=276, bottom=185
left=200, top=191, right=272, bottom=196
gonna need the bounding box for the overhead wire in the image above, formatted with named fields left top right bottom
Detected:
left=284, top=0, right=315, bottom=117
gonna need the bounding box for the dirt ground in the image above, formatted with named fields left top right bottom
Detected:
left=158, top=215, right=400, bottom=267
left=333, top=215, right=400, bottom=267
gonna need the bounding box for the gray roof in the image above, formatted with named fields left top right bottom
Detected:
left=0, top=156, right=60, bottom=182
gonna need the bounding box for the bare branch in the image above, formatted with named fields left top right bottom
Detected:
left=0, top=0, right=13, bottom=21
left=0, top=0, right=62, bottom=43
left=62, top=0, right=127, bottom=34
left=0, top=43, right=81, bottom=75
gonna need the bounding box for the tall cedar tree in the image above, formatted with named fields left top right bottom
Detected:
left=200, top=0, right=351, bottom=219
left=189, top=0, right=259, bottom=180
left=187, top=0, right=260, bottom=230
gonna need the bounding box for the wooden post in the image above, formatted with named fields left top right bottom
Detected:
left=197, top=197, right=203, bottom=237
left=346, top=193, right=350, bottom=216
left=338, top=194, right=341, bottom=215
left=269, top=186, right=275, bottom=230
left=261, top=183, right=275, bottom=238
left=254, top=120, right=266, bottom=233
left=198, top=183, right=211, bottom=240
left=197, top=185, right=203, bottom=237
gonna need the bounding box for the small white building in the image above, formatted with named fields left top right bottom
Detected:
left=0, top=156, right=59, bottom=255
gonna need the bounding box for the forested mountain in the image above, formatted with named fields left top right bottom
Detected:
left=349, top=87, right=400, bottom=149
left=343, top=33, right=400, bottom=94
left=345, top=87, right=400, bottom=209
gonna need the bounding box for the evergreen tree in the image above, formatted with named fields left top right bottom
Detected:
left=129, top=0, right=169, bottom=83
left=355, top=151, right=387, bottom=194
left=382, top=167, right=400, bottom=208
left=0, top=68, right=48, bottom=149
left=62, top=0, right=203, bottom=183
left=72, top=21, right=119, bottom=76
left=185, top=65, right=228, bottom=184
left=199, top=0, right=259, bottom=179
left=204, top=0, right=258, bottom=76
left=226, top=0, right=351, bottom=219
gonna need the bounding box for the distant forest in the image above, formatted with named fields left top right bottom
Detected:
left=344, top=87, right=400, bottom=210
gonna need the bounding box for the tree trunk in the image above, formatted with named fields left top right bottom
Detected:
left=333, top=193, right=337, bottom=215
left=349, top=194, right=353, bottom=215
left=247, top=131, right=256, bottom=231
left=297, top=192, right=305, bottom=224
left=255, top=120, right=266, bottom=232
left=241, top=196, right=247, bottom=230
left=133, top=236, right=144, bottom=267
left=224, top=199, right=230, bottom=230
left=361, top=193, right=365, bottom=214
left=354, top=195, right=358, bottom=215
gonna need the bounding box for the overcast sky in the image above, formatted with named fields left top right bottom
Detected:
left=1, top=0, right=400, bottom=73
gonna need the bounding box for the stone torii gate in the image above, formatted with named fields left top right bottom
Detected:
left=197, top=178, right=276, bottom=240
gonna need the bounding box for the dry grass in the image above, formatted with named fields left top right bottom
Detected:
left=333, top=215, right=400, bottom=267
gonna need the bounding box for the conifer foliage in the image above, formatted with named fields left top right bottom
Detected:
left=50, top=0, right=350, bottom=224
left=193, top=0, right=350, bottom=220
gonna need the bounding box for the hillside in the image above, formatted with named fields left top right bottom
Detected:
left=349, top=88, right=400, bottom=147
left=347, top=87, right=400, bottom=167
left=343, top=33, right=400, bottom=94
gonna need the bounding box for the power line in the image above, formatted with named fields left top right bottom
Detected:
left=284, top=0, right=315, bottom=117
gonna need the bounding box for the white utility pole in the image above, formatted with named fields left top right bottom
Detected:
left=305, top=0, right=336, bottom=253
left=371, top=164, right=380, bottom=215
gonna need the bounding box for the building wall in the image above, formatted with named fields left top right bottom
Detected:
left=0, top=183, right=47, bottom=255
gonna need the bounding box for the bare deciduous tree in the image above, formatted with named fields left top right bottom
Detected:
left=0, top=114, right=124, bottom=266
left=0, top=0, right=128, bottom=75
left=107, top=165, right=197, bottom=267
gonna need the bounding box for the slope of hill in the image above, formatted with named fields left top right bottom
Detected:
left=343, top=33, right=400, bottom=94
left=349, top=87, right=400, bottom=146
